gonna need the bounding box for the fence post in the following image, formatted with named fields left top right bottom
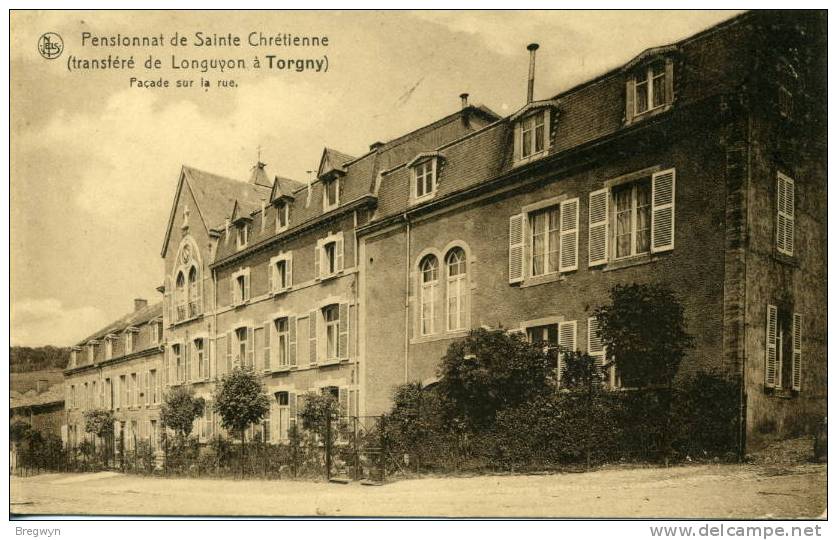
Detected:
left=353, top=416, right=360, bottom=481
left=164, top=431, right=168, bottom=475
left=324, top=407, right=332, bottom=481
left=120, top=429, right=125, bottom=471
left=379, top=415, right=386, bottom=484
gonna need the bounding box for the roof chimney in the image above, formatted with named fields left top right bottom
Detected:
left=369, top=141, right=384, bottom=152
left=526, top=43, right=539, bottom=103
left=36, top=379, right=49, bottom=394
left=459, top=93, right=469, bottom=109
left=134, top=298, right=148, bottom=312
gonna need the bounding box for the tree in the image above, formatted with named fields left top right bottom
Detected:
left=212, top=366, right=270, bottom=445
left=561, top=351, right=606, bottom=470
left=160, top=385, right=205, bottom=438
left=593, top=283, right=694, bottom=463
left=298, top=391, right=339, bottom=440
left=436, top=328, right=556, bottom=431
left=83, top=408, right=115, bottom=463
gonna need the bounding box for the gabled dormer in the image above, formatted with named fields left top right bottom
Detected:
left=317, top=148, right=356, bottom=213
left=510, top=99, right=559, bottom=167
left=623, top=45, right=677, bottom=125
left=407, top=151, right=445, bottom=204
left=270, top=175, right=296, bottom=233
left=230, top=200, right=252, bottom=251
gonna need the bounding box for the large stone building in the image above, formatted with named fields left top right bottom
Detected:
left=63, top=10, right=825, bottom=453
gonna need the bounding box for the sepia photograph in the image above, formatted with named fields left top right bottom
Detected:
left=8, top=8, right=827, bottom=522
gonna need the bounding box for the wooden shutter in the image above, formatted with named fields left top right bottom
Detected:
left=512, top=122, right=522, bottom=162
left=651, top=168, right=676, bottom=252
left=558, top=320, right=577, bottom=387
left=253, top=326, right=264, bottom=371
left=508, top=213, right=525, bottom=284
left=287, top=253, right=294, bottom=287
left=184, top=341, right=191, bottom=383
left=268, top=262, right=274, bottom=293
left=247, top=327, right=255, bottom=368
left=588, top=188, right=609, bottom=267
left=559, top=198, right=579, bottom=272
left=225, top=330, right=233, bottom=374
left=792, top=313, right=802, bottom=391
left=338, top=387, right=349, bottom=418
left=309, top=310, right=318, bottom=363
left=664, top=58, right=675, bottom=105
left=338, top=303, right=349, bottom=359
left=164, top=276, right=172, bottom=325
left=765, top=304, right=778, bottom=388
left=244, top=272, right=251, bottom=302
left=314, top=242, right=321, bottom=279
left=288, top=316, right=297, bottom=366
left=625, top=76, right=636, bottom=124
left=289, top=392, right=297, bottom=429
left=336, top=234, right=344, bottom=271
left=263, top=321, right=272, bottom=371
left=777, top=173, right=794, bottom=256
left=587, top=316, right=606, bottom=369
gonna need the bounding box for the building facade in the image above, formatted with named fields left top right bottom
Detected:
left=64, top=10, right=825, bottom=453
left=63, top=300, right=165, bottom=452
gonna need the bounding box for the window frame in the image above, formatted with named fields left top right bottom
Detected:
left=412, top=158, right=438, bottom=202
left=270, top=252, right=293, bottom=293
left=419, top=254, right=439, bottom=336
left=275, top=317, right=290, bottom=368
left=323, top=178, right=340, bottom=211
left=236, top=223, right=249, bottom=250
left=612, top=179, right=652, bottom=261
left=529, top=205, right=560, bottom=277
left=323, top=304, right=340, bottom=362
left=275, top=202, right=289, bottom=232
left=445, top=247, right=468, bottom=332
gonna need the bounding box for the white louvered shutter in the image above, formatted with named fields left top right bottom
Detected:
left=765, top=304, right=778, bottom=388
left=253, top=326, right=264, bottom=371
left=263, top=321, right=272, bottom=371
left=229, top=276, right=236, bottom=306
left=651, top=168, right=676, bottom=252
left=587, top=316, right=606, bottom=378
left=314, top=242, right=321, bottom=279
left=588, top=188, right=609, bottom=267
left=338, top=303, right=349, bottom=359
left=288, top=316, right=297, bottom=366
left=508, top=214, right=525, bottom=283
left=244, top=272, right=251, bottom=302
left=247, top=327, right=255, bottom=369
left=336, top=234, right=344, bottom=271
left=558, top=320, right=577, bottom=387
left=225, top=330, right=233, bottom=374
left=268, top=262, right=274, bottom=293
left=309, top=310, right=318, bottom=363
left=776, top=174, right=795, bottom=256
left=792, top=313, right=802, bottom=391
left=338, top=387, right=349, bottom=418
left=287, top=253, right=294, bottom=287
left=559, top=198, right=579, bottom=272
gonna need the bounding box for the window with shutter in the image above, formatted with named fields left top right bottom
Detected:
left=309, top=310, right=318, bottom=364
left=626, top=58, right=674, bottom=125
left=558, top=320, right=577, bottom=387
left=765, top=304, right=778, bottom=388
left=559, top=198, right=579, bottom=272
left=336, top=233, right=344, bottom=271
left=253, top=326, right=264, bottom=371
left=288, top=316, right=297, bottom=366
left=263, top=321, right=272, bottom=371
left=651, top=168, right=675, bottom=252
left=589, top=188, right=609, bottom=267
left=338, top=303, right=349, bottom=359
left=776, top=173, right=795, bottom=256
left=508, top=214, right=525, bottom=284
left=314, top=241, right=321, bottom=279
left=792, top=313, right=802, bottom=391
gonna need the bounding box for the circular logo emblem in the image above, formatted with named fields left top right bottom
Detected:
left=38, top=32, right=63, bottom=60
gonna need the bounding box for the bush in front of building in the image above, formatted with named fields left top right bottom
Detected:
left=212, top=366, right=270, bottom=445
left=160, top=386, right=205, bottom=439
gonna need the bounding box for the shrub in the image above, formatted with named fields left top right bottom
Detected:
left=212, top=366, right=270, bottom=444
left=160, top=386, right=205, bottom=438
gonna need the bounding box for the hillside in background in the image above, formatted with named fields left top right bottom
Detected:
left=10, top=346, right=69, bottom=373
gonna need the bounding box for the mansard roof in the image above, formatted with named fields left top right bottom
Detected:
left=76, top=301, right=163, bottom=346
left=318, top=147, right=357, bottom=179
left=270, top=174, right=305, bottom=203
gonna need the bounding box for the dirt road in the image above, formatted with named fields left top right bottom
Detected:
left=10, top=463, right=825, bottom=518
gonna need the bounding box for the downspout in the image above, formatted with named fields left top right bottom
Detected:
left=739, top=109, right=753, bottom=460
left=404, top=212, right=411, bottom=383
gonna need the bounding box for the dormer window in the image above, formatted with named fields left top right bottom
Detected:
left=276, top=202, right=289, bottom=232
left=323, top=178, right=339, bottom=211
left=520, top=110, right=546, bottom=159
left=511, top=103, right=554, bottom=166
left=625, top=52, right=674, bottom=125
left=105, top=336, right=115, bottom=359
left=236, top=223, right=249, bottom=250
left=413, top=159, right=436, bottom=201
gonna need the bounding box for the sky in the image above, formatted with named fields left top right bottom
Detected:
left=10, top=10, right=742, bottom=347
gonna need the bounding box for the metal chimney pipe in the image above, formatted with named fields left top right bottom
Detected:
left=527, top=43, right=539, bottom=103
left=460, top=93, right=469, bottom=109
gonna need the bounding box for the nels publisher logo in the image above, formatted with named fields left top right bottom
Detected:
left=38, top=32, right=63, bottom=59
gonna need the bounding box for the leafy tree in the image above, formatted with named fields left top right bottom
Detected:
left=593, top=283, right=694, bottom=463
left=10, top=420, right=31, bottom=444
left=436, top=328, right=555, bottom=431
left=212, top=366, right=270, bottom=444
left=160, top=385, right=205, bottom=438
left=298, top=391, right=339, bottom=440
left=83, top=408, right=115, bottom=462
left=561, top=350, right=606, bottom=469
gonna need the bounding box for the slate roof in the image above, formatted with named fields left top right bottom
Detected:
left=76, top=301, right=164, bottom=346
left=10, top=384, right=64, bottom=409
left=183, top=165, right=273, bottom=231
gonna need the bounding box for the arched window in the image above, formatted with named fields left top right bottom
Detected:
left=188, top=266, right=200, bottom=317
left=175, top=272, right=186, bottom=322
left=446, top=247, right=468, bottom=331
left=419, top=255, right=439, bottom=336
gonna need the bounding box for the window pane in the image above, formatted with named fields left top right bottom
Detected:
left=531, top=211, right=546, bottom=275
left=615, top=186, right=633, bottom=258
left=522, top=130, right=532, bottom=158
left=535, top=124, right=545, bottom=153
left=636, top=182, right=652, bottom=254
left=547, top=208, right=560, bottom=273
left=635, top=80, right=648, bottom=113
left=652, top=73, right=665, bottom=108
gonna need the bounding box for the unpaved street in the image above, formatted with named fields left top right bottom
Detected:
left=10, top=463, right=825, bottom=518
